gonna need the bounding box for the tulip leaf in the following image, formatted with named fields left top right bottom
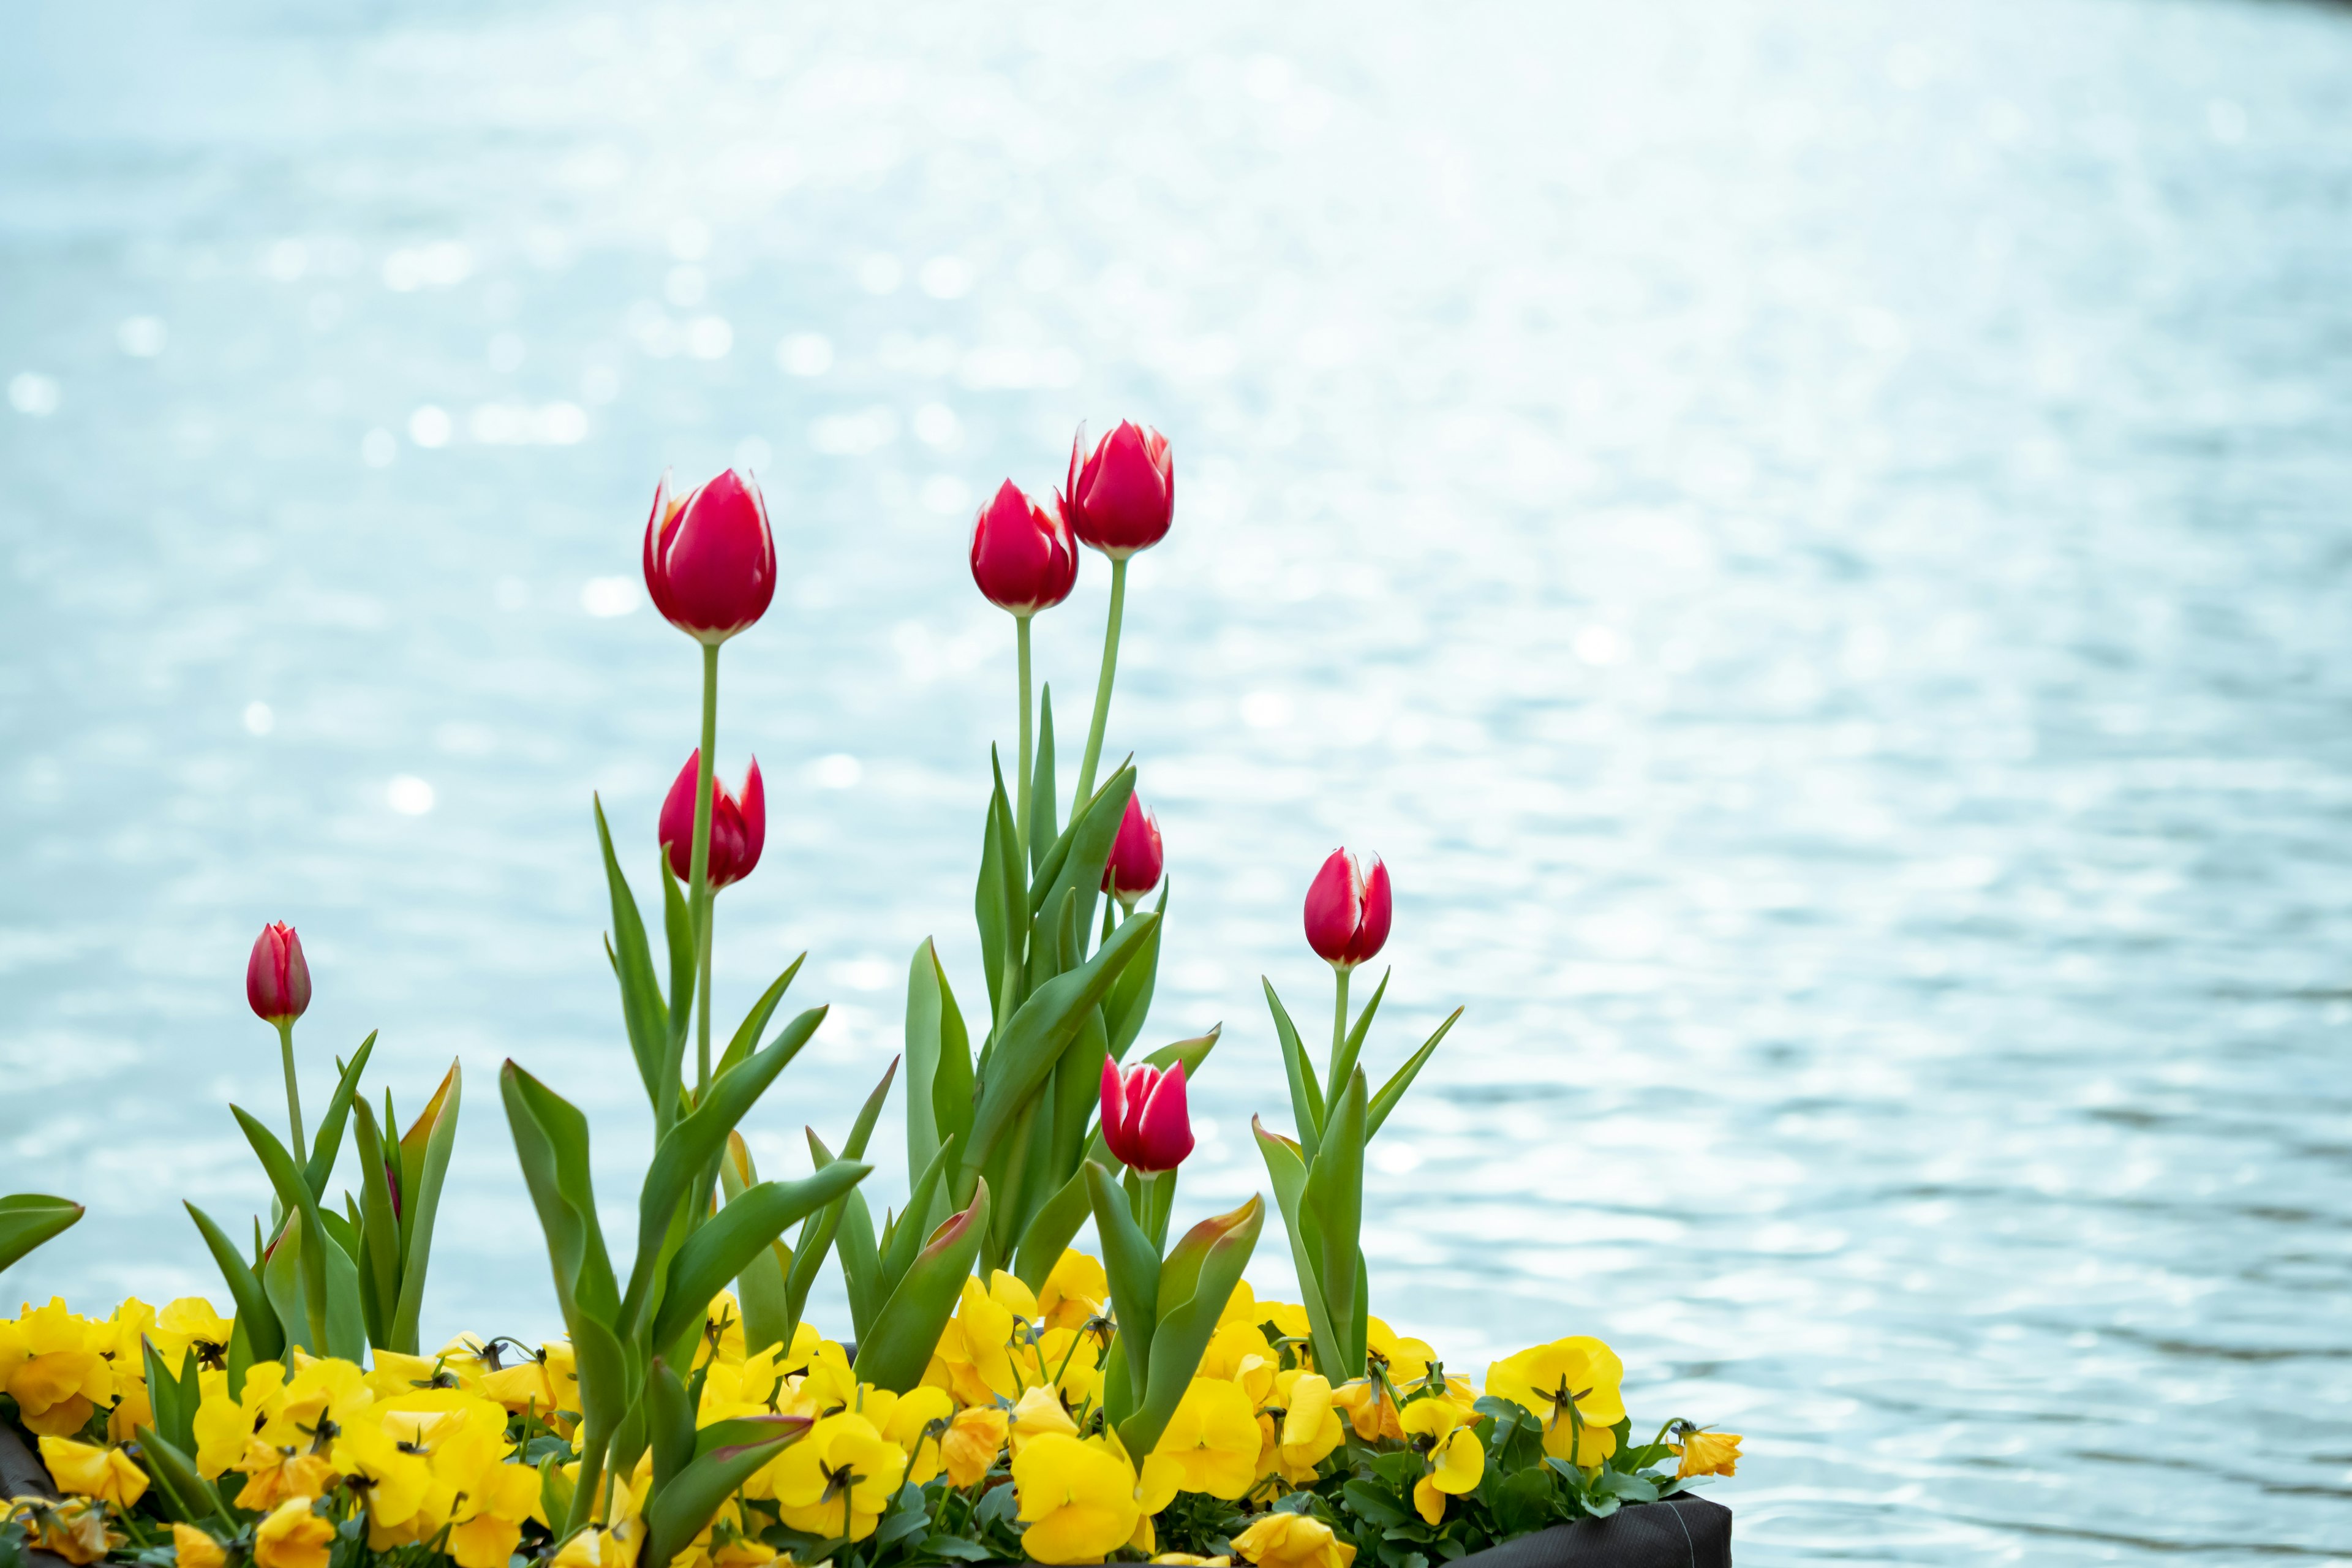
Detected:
left=644, top=1357, right=696, bottom=1499
left=1141, top=1025, right=1221, bottom=1082
left=1048, top=1005, right=1109, bottom=1194
left=1028, top=766, right=1133, bottom=965
left=0, top=1193, right=81, bottom=1274
left=783, top=1059, right=897, bottom=1338
left=389, top=1060, right=461, bottom=1355
left=1303, top=1069, right=1368, bottom=1374
left=303, top=1031, right=377, bottom=1202
left=962, top=910, right=1159, bottom=1199
left=184, top=1200, right=282, bottom=1363
left=717, top=1137, right=794, bottom=1357
left=1104, top=881, right=1167, bottom=1061
left=622, top=1006, right=827, bottom=1338
left=1123, top=1194, right=1264, bottom=1458
left=1030, top=685, right=1059, bottom=874
left=1084, top=1160, right=1160, bottom=1414
left=641, top=1427, right=801, bottom=1568
left=854, top=1180, right=990, bottom=1393
left=718, top=954, right=808, bottom=1081
left=1263, top=979, right=1325, bottom=1159
left=1011, top=1160, right=1094, bottom=1293
left=837, top=1189, right=883, bottom=1345
left=976, top=748, right=1026, bottom=1030
left=1251, top=1118, right=1348, bottom=1379
left=692, top=1411, right=812, bottom=1460
left=661, top=858, right=696, bottom=1049
left=1325, top=967, right=1389, bottom=1112
left=499, top=1062, right=623, bottom=1361
left=882, top=1135, right=959, bottom=1302
left=350, top=1099, right=402, bottom=1349
left=236, top=1106, right=367, bottom=1359
left=594, top=794, right=671, bottom=1114
left=1367, top=1008, right=1463, bottom=1140
left=134, top=1425, right=232, bottom=1532
left=138, top=1341, right=201, bottom=1458
left=653, top=1163, right=869, bottom=1354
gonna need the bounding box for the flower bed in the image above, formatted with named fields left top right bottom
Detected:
left=0, top=425, right=1735, bottom=1568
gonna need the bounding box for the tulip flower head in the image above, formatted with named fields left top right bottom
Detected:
left=246, top=922, right=312, bottom=1025
left=1062, top=421, right=1174, bottom=559
left=658, top=751, right=766, bottom=891
left=1302, top=849, right=1392, bottom=971
left=969, top=480, right=1077, bottom=618
left=1100, top=794, right=1164, bottom=910
left=642, top=468, right=778, bottom=644
left=1098, top=1058, right=1194, bottom=1173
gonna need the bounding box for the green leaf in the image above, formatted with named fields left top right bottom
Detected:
left=1030, top=685, right=1059, bottom=874
left=1103, top=880, right=1167, bottom=1060
left=785, top=1059, right=899, bottom=1339
left=350, top=1101, right=402, bottom=1349
left=878, top=1134, right=959, bottom=1307
left=1368, top=1009, right=1462, bottom=1139
left=962, top=910, right=1160, bottom=1196
left=1047, top=1005, right=1109, bottom=1194
left=594, top=794, right=671, bottom=1111
left=303, top=1031, right=377, bottom=1200
left=499, top=1061, right=623, bottom=1434
left=976, top=748, right=1026, bottom=1028
left=903, top=940, right=951, bottom=1180
left=652, top=1164, right=870, bottom=1354
left=838, top=1190, right=883, bottom=1344
left=622, top=1007, right=828, bottom=1338
left=236, top=1106, right=366, bottom=1358
left=1139, top=1027, right=1221, bottom=1081
left=138, top=1341, right=200, bottom=1457
left=1250, top=1119, right=1346, bottom=1380
left=184, top=1201, right=281, bottom=1363
left=662, top=857, right=696, bottom=1050
left=646, top=1357, right=695, bottom=1499
left=853, top=1181, right=989, bottom=1393
left=1083, top=1161, right=1159, bottom=1414
left=717, top=1137, right=793, bottom=1357
left=1027, top=766, right=1134, bottom=961
left=1325, top=968, right=1388, bottom=1110
left=1264, top=979, right=1325, bottom=1159
left=390, top=1061, right=461, bottom=1355
left=1121, top=1194, right=1264, bottom=1458
left=1304, top=1069, right=1368, bottom=1375
left=134, top=1426, right=231, bottom=1531
left=0, top=1194, right=81, bottom=1273
left=641, top=1427, right=802, bottom=1568
left=718, top=955, right=806, bottom=1081
left=1010, top=1160, right=1092, bottom=1293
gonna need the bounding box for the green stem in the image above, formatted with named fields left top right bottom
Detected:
left=690, top=642, right=720, bottom=1096
left=1071, top=554, right=1128, bottom=817
left=1325, top=967, right=1351, bottom=1109
left=564, top=1424, right=610, bottom=1534
left=1016, top=614, right=1034, bottom=873
left=276, top=1019, right=306, bottom=1160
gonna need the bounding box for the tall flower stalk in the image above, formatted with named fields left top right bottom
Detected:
left=1061, top=421, right=1174, bottom=817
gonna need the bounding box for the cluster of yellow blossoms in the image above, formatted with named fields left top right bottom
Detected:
left=2, top=1257, right=1736, bottom=1568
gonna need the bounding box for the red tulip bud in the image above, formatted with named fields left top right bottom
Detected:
left=246, top=922, right=312, bottom=1024
left=1303, top=848, right=1392, bottom=970
left=642, top=468, right=778, bottom=644
left=1099, top=1057, right=1193, bottom=1173
left=658, top=751, right=766, bottom=891
left=968, top=480, right=1077, bottom=617
left=1100, top=794, right=1164, bottom=908
left=1063, top=421, right=1174, bottom=559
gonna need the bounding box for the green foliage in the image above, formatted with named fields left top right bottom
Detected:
left=0, top=1194, right=82, bottom=1275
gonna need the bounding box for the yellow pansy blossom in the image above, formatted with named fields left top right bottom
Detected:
left=253, top=1499, right=336, bottom=1568
left=150, top=1298, right=234, bottom=1369
left=7, top=1298, right=113, bottom=1436
left=933, top=1272, right=1042, bottom=1404
left=1011, top=1432, right=1144, bottom=1566
left=1400, top=1401, right=1482, bottom=1525
left=39, top=1437, right=149, bottom=1509
left=1672, top=1427, right=1741, bottom=1479
left=105, top=1377, right=154, bottom=1447
left=7, top=1496, right=115, bottom=1564
left=1036, top=1249, right=1109, bottom=1332
left=941, top=1404, right=1009, bottom=1487
left=1139, top=1378, right=1260, bottom=1503
left=1196, top=1318, right=1274, bottom=1384
left=233, top=1436, right=341, bottom=1512
left=699, top=1291, right=747, bottom=1368
left=334, top=1419, right=439, bottom=1535
left=1038, top=1324, right=1107, bottom=1408
left=265, top=1356, right=373, bottom=1452
left=768, top=1411, right=905, bottom=1542
left=1484, top=1337, right=1624, bottom=1469
left=1257, top=1370, right=1344, bottom=1483
left=437, top=1419, right=543, bottom=1568
left=878, top=1384, right=956, bottom=1485
left=172, top=1522, right=228, bottom=1568
left=193, top=1361, right=285, bottom=1477
left=1232, top=1511, right=1355, bottom=1568
left=1008, top=1382, right=1079, bottom=1456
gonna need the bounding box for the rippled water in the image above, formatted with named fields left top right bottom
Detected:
left=5, top=0, right=2351, bottom=1558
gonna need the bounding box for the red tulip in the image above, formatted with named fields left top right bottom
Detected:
left=643, top=468, right=778, bottom=644
left=1303, top=849, right=1392, bottom=970
left=1101, top=794, right=1164, bottom=908
left=1063, top=421, right=1174, bottom=559
left=658, top=751, right=766, bottom=891
left=968, top=480, right=1077, bottom=617
left=1099, top=1057, right=1193, bottom=1173
left=246, top=922, right=312, bottom=1024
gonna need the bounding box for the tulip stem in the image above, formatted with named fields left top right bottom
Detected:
left=276, top=1019, right=306, bottom=1161
left=1327, top=967, right=1352, bottom=1107
left=1016, top=614, right=1034, bottom=875
left=689, top=642, right=721, bottom=1096
left=1072, top=554, right=1128, bottom=820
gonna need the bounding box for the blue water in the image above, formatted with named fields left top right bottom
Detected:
left=4, top=0, right=2350, bottom=1559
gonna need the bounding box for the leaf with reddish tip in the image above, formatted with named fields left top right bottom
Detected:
left=852, top=1180, right=990, bottom=1393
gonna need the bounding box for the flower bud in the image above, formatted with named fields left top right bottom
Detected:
left=658, top=751, right=766, bottom=891
left=1099, top=794, right=1164, bottom=909
left=968, top=480, right=1077, bottom=617
left=1063, top=422, right=1174, bottom=559
left=642, top=468, right=778, bottom=644
left=1302, top=849, right=1391, bottom=970
left=246, top=922, right=312, bottom=1025
left=1098, top=1058, right=1193, bottom=1173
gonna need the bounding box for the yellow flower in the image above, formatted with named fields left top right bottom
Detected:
left=1011, top=1433, right=1144, bottom=1565
left=877, top=1384, right=955, bottom=1485
left=1139, top=1379, right=1259, bottom=1504
left=366, top=1351, right=454, bottom=1401
left=1154, top=1558, right=1232, bottom=1566
left=941, top=1405, right=1008, bottom=1488
left=1484, top=1338, right=1624, bottom=1469
left=7, top=1496, right=115, bottom=1564
left=1215, top=1279, right=1259, bottom=1328
left=768, top=1412, right=905, bottom=1542
left=38, top=1438, right=149, bottom=1509
left=151, top=1298, right=235, bottom=1370
left=1253, top=1302, right=1314, bottom=1363
left=1197, top=1319, right=1274, bottom=1384
left=933, top=1272, right=1042, bottom=1404
left=172, top=1522, right=228, bottom=1568
left=796, top=1343, right=862, bottom=1416
left=1036, top=1250, right=1109, bottom=1333
left=437, top=1420, right=541, bottom=1568
left=105, top=1379, right=154, bottom=1447
left=194, top=1362, right=285, bottom=1478
left=232, top=1437, right=341, bottom=1512
left=6, top=1298, right=112, bottom=1436
left=334, top=1418, right=438, bottom=1532
left=1672, top=1427, right=1741, bottom=1479
left=1365, top=1319, right=1434, bottom=1385
left=1008, top=1382, right=1079, bottom=1456
left=1232, top=1511, right=1354, bottom=1568
left=1400, top=1401, right=1482, bottom=1526
left=699, top=1291, right=747, bottom=1368
left=266, top=1356, right=373, bottom=1451
left=1038, top=1325, right=1107, bottom=1408
left=1260, top=1371, right=1343, bottom=1482
left=253, top=1499, right=336, bottom=1568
